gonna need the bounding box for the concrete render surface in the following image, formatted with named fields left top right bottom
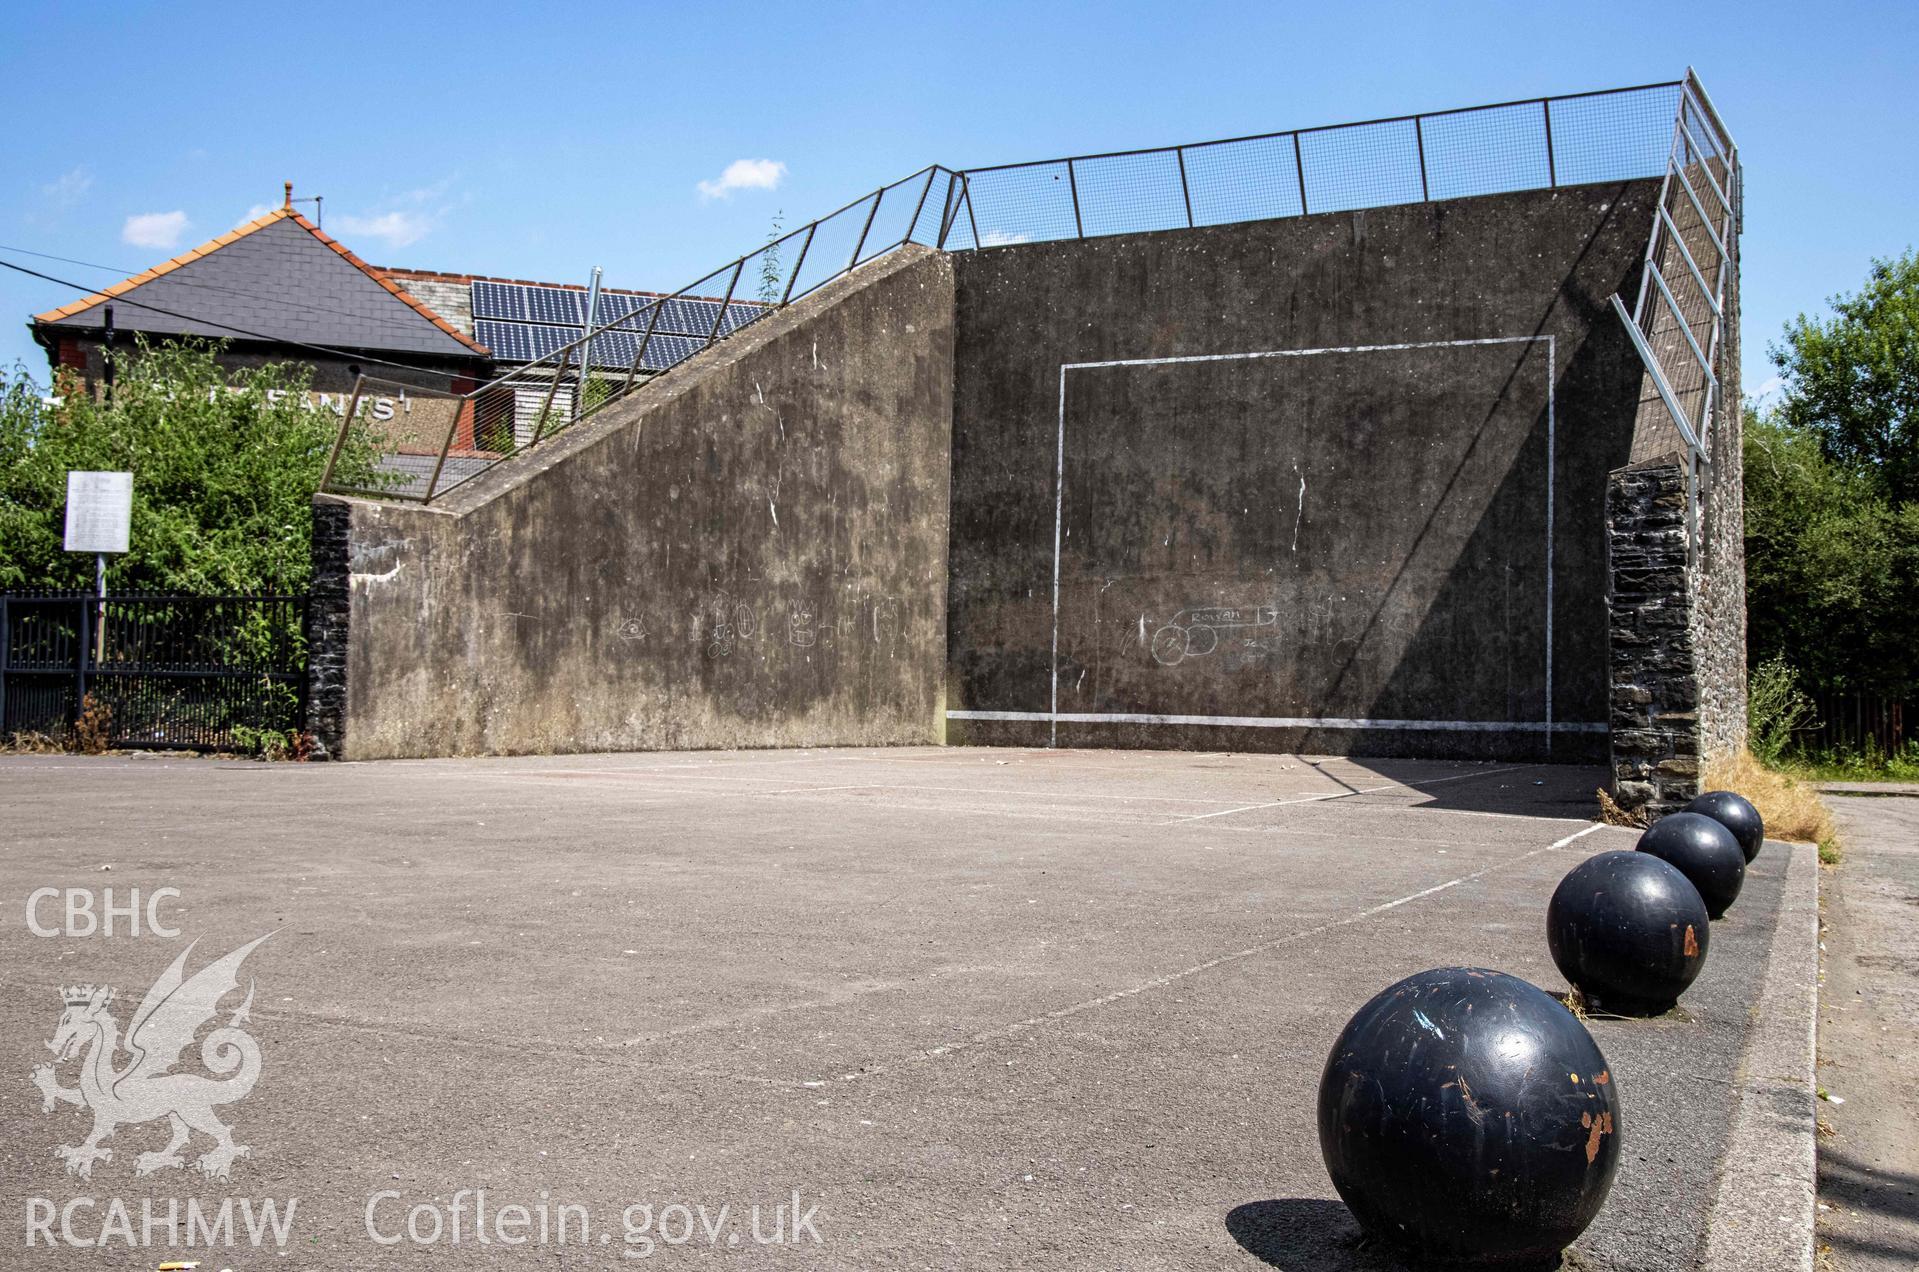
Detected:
left=0, top=747, right=1814, bottom=1270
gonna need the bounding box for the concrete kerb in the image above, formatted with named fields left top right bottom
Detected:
left=1698, top=839, right=1820, bottom=1272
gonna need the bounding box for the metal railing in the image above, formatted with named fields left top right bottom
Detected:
left=0, top=592, right=307, bottom=750
left=322, top=76, right=1706, bottom=504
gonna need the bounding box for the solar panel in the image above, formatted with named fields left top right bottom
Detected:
left=474, top=320, right=575, bottom=363
left=593, top=292, right=651, bottom=326
left=471, top=279, right=775, bottom=370
left=470, top=280, right=524, bottom=321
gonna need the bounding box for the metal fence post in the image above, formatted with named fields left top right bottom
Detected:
left=1542, top=99, right=1557, bottom=186
left=0, top=595, right=8, bottom=736
left=424, top=379, right=469, bottom=503
left=707, top=261, right=743, bottom=347
left=963, top=174, right=982, bottom=249
left=904, top=168, right=936, bottom=246
left=936, top=172, right=960, bottom=249
left=574, top=267, right=602, bottom=424
left=624, top=297, right=667, bottom=392
left=1415, top=117, right=1430, bottom=201
left=1066, top=159, right=1084, bottom=238
left=1175, top=148, right=1195, bottom=227
left=531, top=351, right=571, bottom=448
left=75, top=596, right=90, bottom=725
left=781, top=223, right=817, bottom=305
left=848, top=190, right=883, bottom=270
left=316, top=373, right=365, bottom=493
left=1293, top=133, right=1309, bottom=215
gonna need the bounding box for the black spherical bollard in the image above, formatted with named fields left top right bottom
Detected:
left=1637, top=812, right=1746, bottom=918
left=1318, top=967, right=1621, bottom=1267
left=1685, top=790, right=1765, bottom=862
left=1548, top=850, right=1711, bottom=1014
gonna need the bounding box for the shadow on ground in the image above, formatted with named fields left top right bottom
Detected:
left=1226, top=1199, right=1391, bottom=1270
left=1306, top=758, right=1607, bottom=822
left=1225, top=1198, right=1574, bottom=1271
left=1818, top=1146, right=1919, bottom=1262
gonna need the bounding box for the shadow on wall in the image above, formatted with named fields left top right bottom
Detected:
left=1362, top=190, right=1649, bottom=762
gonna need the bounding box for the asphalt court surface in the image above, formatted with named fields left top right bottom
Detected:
left=0, top=747, right=1801, bottom=1268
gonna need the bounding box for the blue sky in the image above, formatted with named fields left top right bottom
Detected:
left=2, top=0, right=1913, bottom=396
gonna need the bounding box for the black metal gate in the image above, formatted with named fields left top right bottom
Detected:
left=0, top=592, right=307, bottom=750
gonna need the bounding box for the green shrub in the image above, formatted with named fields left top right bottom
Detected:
left=1748, top=655, right=1817, bottom=765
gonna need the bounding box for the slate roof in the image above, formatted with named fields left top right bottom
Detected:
left=34, top=209, right=489, bottom=360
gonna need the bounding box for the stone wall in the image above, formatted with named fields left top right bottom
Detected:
left=1691, top=230, right=1747, bottom=762
left=1605, top=460, right=1700, bottom=815
left=305, top=500, right=352, bottom=760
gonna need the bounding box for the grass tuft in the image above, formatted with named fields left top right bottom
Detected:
left=1594, top=787, right=1649, bottom=828
left=1702, top=749, right=1839, bottom=857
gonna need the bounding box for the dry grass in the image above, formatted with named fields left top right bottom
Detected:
left=1703, top=749, right=1839, bottom=860
left=0, top=731, right=64, bottom=754
left=1594, top=787, right=1650, bottom=828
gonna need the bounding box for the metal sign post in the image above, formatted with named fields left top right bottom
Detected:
left=63, top=471, right=132, bottom=665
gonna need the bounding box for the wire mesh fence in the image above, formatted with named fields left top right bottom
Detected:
left=321, top=77, right=1716, bottom=505
left=1613, top=72, right=1739, bottom=466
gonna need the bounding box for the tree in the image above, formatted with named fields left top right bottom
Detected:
left=0, top=341, right=389, bottom=594
left=1772, top=249, right=1919, bottom=503
left=1743, top=408, right=1919, bottom=698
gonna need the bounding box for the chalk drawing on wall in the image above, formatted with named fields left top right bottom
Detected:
left=1150, top=605, right=1279, bottom=666
left=701, top=593, right=759, bottom=660
left=789, top=604, right=817, bottom=647
left=616, top=617, right=647, bottom=643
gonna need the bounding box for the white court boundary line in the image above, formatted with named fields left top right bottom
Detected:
left=837, top=817, right=1611, bottom=1085
left=1038, top=336, right=1558, bottom=748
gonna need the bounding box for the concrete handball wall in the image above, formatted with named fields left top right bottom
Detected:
left=945, top=182, right=1662, bottom=759
left=309, top=246, right=955, bottom=759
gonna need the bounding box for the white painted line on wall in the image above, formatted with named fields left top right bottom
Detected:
left=947, top=709, right=1604, bottom=733
left=1050, top=362, right=1068, bottom=750
left=1047, top=336, right=1559, bottom=750
left=1546, top=334, right=1557, bottom=750
left=1059, top=335, right=1553, bottom=371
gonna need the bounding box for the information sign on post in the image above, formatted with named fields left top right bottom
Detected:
left=64, top=471, right=132, bottom=554
left=63, top=471, right=132, bottom=664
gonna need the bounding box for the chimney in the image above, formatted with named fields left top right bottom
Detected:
left=283, top=181, right=293, bottom=209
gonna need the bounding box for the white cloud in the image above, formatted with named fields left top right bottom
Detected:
left=698, top=158, right=787, bottom=200
left=331, top=210, right=435, bottom=250
left=122, top=210, right=190, bottom=250
left=41, top=167, right=92, bottom=206
left=1750, top=374, right=1787, bottom=404
left=978, top=230, right=1031, bottom=247
left=238, top=203, right=277, bottom=226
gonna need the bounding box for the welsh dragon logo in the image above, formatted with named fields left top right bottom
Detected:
left=29, top=934, right=271, bottom=1181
